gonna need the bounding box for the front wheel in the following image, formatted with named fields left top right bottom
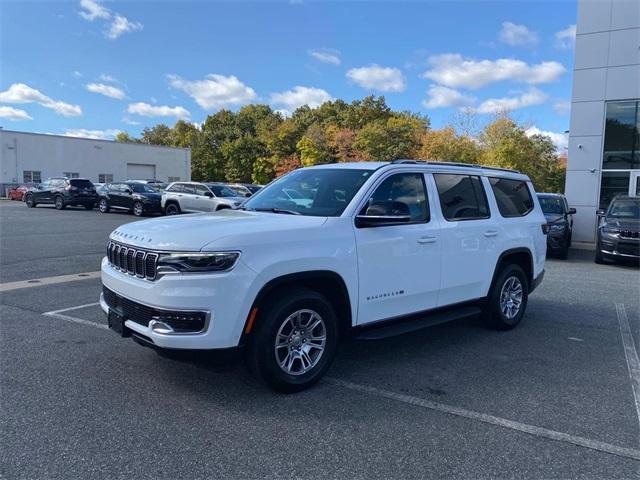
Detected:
left=98, top=199, right=110, bottom=213
left=25, top=195, right=36, bottom=208
left=54, top=196, right=66, bottom=210
left=132, top=201, right=144, bottom=217
left=483, top=264, right=528, bottom=330
left=246, top=288, right=338, bottom=392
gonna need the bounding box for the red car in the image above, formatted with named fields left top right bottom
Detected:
left=7, top=185, right=30, bottom=201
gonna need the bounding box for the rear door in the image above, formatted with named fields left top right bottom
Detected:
left=432, top=173, right=499, bottom=306
left=354, top=171, right=442, bottom=324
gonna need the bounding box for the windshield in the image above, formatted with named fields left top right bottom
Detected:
left=608, top=198, right=640, bottom=218
left=538, top=196, right=564, bottom=215
left=243, top=168, right=374, bottom=217
left=207, top=184, right=239, bottom=197
left=130, top=183, right=158, bottom=193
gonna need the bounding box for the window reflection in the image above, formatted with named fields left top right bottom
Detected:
left=603, top=101, right=639, bottom=170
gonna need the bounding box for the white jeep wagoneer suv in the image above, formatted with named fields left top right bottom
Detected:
left=100, top=160, right=547, bottom=392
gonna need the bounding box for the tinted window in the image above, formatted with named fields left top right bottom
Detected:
left=603, top=101, right=639, bottom=170
left=434, top=174, right=489, bottom=221
left=360, top=173, right=429, bottom=222
left=70, top=179, right=94, bottom=188
left=195, top=185, right=211, bottom=196
left=538, top=196, right=565, bottom=215
left=130, top=183, right=158, bottom=193
left=244, top=168, right=373, bottom=217
left=181, top=184, right=196, bottom=195
left=489, top=177, right=533, bottom=217
left=207, top=184, right=239, bottom=197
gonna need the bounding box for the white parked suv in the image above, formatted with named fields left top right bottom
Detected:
left=161, top=181, right=245, bottom=215
left=101, top=161, right=547, bottom=392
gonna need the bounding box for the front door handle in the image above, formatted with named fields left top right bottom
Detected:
left=418, top=236, right=437, bottom=244
left=484, top=230, right=499, bottom=237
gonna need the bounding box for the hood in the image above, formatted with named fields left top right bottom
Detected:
left=218, top=196, right=245, bottom=206
left=109, top=209, right=328, bottom=251
left=604, top=217, right=640, bottom=230
left=544, top=213, right=565, bottom=224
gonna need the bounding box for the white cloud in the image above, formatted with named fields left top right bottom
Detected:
left=475, top=88, right=548, bottom=114
left=99, top=73, right=118, bottom=83
left=346, top=64, right=406, bottom=92
left=498, top=22, right=538, bottom=46
left=122, top=116, right=141, bottom=125
left=422, top=85, right=476, bottom=109
left=63, top=128, right=121, bottom=140
left=555, top=24, right=576, bottom=50
left=309, top=49, right=341, bottom=65
left=107, top=14, right=143, bottom=40
left=0, top=83, right=82, bottom=117
left=270, top=86, right=333, bottom=111
left=72, top=70, right=83, bottom=78
left=127, top=102, right=190, bottom=120
left=0, top=106, right=33, bottom=121
left=168, top=74, right=257, bottom=110
left=422, top=54, right=566, bottom=90
left=553, top=99, right=571, bottom=115
left=526, top=126, right=568, bottom=151
left=79, top=0, right=110, bottom=21
left=85, top=83, right=126, bottom=100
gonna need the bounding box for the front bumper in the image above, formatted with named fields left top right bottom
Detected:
left=598, top=233, right=640, bottom=259
left=546, top=233, right=567, bottom=252
left=100, top=256, right=261, bottom=349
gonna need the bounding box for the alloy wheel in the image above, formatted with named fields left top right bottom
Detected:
left=274, top=309, right=326, bottom=376
left=499, top=276, right=523, bottom=320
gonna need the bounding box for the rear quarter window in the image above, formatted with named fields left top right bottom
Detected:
left=433, top=173, right=490, bottom=221
left=489, top=177, right=534, bottom=217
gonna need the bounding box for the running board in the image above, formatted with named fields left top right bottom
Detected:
left=354, top=305, right=482, bottom=341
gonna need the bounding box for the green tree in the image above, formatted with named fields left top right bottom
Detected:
left=114, top=132, right=139, bottom=144
left=417, top=127, right=481, bottom=164
left=140, top=124, right=173, bottom=146
left=222, top=136, right=269, bottom=183
left=353, top=116, right=426, bottom=161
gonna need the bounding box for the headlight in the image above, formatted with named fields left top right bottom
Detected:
left=157, top=252, right=240, bottom=273
left=549, top=223, right=565, bottom=234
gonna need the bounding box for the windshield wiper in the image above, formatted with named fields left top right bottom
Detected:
left=252, top=207, right=301, bottom=215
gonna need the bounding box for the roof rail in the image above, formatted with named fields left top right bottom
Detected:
left=390, top=159, right=520, bottom=174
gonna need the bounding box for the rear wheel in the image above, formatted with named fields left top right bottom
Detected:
left=54, top=196, right=66, bottom=210
left=165, top=202, right=180, bottom=215
left=483, top=264, right=528, bottom=330
left=98, top=199, right=110, bottom=213
left=246, top=288, right=338, bottom=392
left=132, top=201, right=144, bottom=216
left=25, top=194, right=36, bottom=208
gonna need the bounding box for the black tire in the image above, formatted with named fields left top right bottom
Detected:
left=98, top=198, right=110, bottom=213
left=54, top=195, right=66, bottom=210
left=483, top=264, right=529, bottom=331
left=25, top=194, right=36, bottom=208
left=246, top=288, right=338, bottom=393
left=84, top=203, right=94, bottom=210
left=164, top=202, right=180, bottom=215
left=132, top=201, right=144, bottom=217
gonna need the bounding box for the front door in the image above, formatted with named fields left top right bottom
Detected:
left=354, top=171, right=442, bottom=325
left=630, top=172, right=640, bottom=197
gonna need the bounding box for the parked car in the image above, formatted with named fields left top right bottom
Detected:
left=7, top=185, right=30, bottom=201
left=100, top=160, right=547, bottom=392
left=595, top=194, right=640, bottom=264
left=536, top=193, right=576, bottom=258
left=161, top=182, right=245, bottom=215
left=228, top=183, right=262, bottom=196
left=25, top=177, right=97, bottom=210
left=97, top=182, right=162, bottom=217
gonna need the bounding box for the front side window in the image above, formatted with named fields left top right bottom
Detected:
left=434, top=173, right=489, bottom=221
left=359, top=173, right=429, bottom=222
left=489, top=177, right=533, bottom=217
left=207, top=184, right=240, bottom=197
left=195, top=185, right=210, bottom=196
left=244, top=168, right=373, bottom=217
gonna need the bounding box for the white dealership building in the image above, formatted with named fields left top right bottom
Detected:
left=566, top=0, right=640, bottom=243
left=0, top=130, right=191, bottom=196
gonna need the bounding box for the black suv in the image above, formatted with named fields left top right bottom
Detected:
left=25, top=177, right=97, bottom=210
left=537, top=193, right=576, bottom=259
left=595, top=195, right=640, bottom=264
left=97, top=182, right=162, bottom=216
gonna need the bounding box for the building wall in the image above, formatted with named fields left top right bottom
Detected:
left=566, top=0, right=639, bottom=243
left=0, top=130, right=191, bottom=194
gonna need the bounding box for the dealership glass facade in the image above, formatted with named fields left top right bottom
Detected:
left=599, top=100, right=640, bottom=209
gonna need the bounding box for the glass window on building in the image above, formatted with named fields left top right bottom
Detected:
left=599, top=171, right=630, bottom=210
left=98, top=174, right=114, bottom=183
left=63, top=172, right=80, bottom=178
left=602, top=101, right=639, bottom=170
left=23, top=170, right=42, bottom=183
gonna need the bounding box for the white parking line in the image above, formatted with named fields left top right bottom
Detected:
left=615, top=303, right=640, bottom=430
left=43, top=302, right=106, bottom=330
left=0, top=271, right=101, bottom=292
left=326, top=377, right=640, bottom=461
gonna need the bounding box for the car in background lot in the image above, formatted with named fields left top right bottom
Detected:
left=227, top=183, right=262, bottom=196
left=7, top=185, right=31, bottom=201
left=595, top=194, right=640, bottom=264
left=101, top=161, right=547, bottom=392
left=97, top=182, right=162, bottom=217
left=537, top=193, right=575, bottom=259
left=25, top=177, right=97, bottom=210
left=161, top=181, right=245, bottom=215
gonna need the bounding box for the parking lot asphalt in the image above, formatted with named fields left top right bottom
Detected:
left=1, top=199, right=639, bottom=479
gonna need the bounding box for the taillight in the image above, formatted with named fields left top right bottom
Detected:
left=541, top=224, right=550, bottom=235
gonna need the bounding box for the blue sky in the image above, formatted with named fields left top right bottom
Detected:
left=1, top=0, right=577, bottom=149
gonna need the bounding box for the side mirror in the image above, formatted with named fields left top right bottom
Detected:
left=567, top=207, right=577, bottom=215
left=204, top=191, right=213, bottom=198
left=244, top=192, right=252, bottom=198
left=355, top=201, right=412, bottom=228
left=596, top=209, right=605, bottom=216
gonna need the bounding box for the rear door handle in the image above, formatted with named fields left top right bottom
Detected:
left=418, top=236, right=437, bottom=244
left=484, top=230, right=499, bottom=237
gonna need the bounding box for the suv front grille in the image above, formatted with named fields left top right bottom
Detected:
left=107, top=241, right=159, bottom=280
left=619, top=230, right=639, bottom=240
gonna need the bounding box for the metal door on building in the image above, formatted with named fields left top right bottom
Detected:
left=126, top=163, right=156, bottom=181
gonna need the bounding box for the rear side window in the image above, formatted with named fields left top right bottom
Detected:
left=70, top=179, right=94, bottom=188
left=489, top=177, right=534, bottom=217
left=434, top=174, right=490, bottom=221
left=167, top=183, right=184, bottom=193
left=181, top=184, right=196, bottom=195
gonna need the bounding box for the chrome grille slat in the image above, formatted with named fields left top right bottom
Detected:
left=106, top=241, right=159, bottom=280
